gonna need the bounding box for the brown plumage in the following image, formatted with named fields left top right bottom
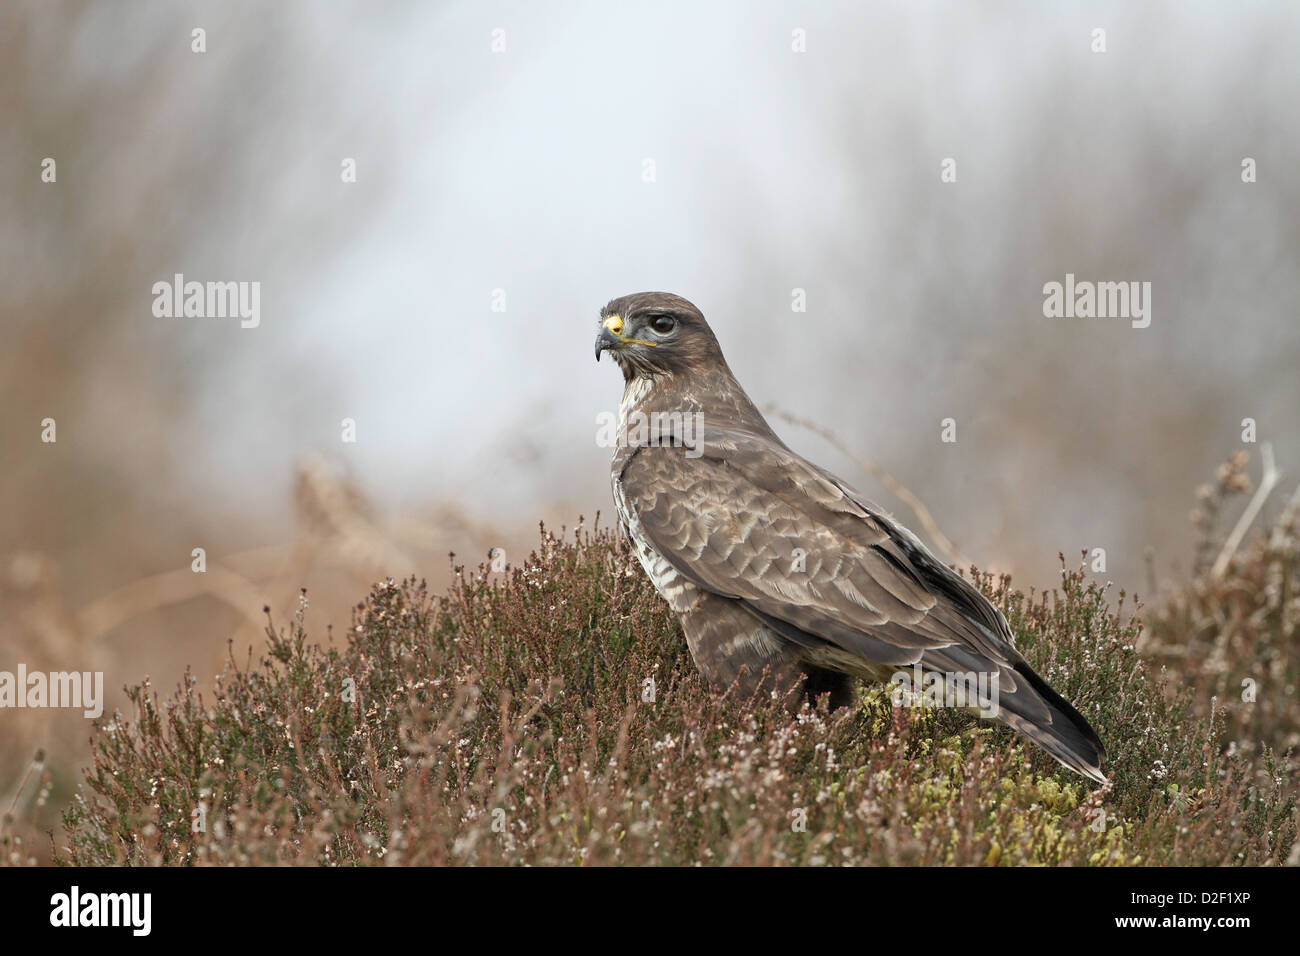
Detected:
left=595, top=291, right=1108, bottom=784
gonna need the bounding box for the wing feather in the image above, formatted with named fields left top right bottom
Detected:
left=618, top=426, right=1011, bottom=666
left=617, top=424, right=1106, bottom=782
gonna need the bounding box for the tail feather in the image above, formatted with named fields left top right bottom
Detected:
left=996, top=661, right=1108, bottom=784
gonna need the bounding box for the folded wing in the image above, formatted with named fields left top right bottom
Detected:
left=617, top=425, right=1107, bottom=782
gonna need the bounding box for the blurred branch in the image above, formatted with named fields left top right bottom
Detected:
left=69, top=458, right=444, bottom=649
left=76, top=563, right=268, bottom=641
left=1271, top=479, right=1300, bottom=550
left=1211, top=443, right=1281, bottom=580
left=764, top=405, right=973, bottom=570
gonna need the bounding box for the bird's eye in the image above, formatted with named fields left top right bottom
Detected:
left=649, top=315, right=676, bottom=335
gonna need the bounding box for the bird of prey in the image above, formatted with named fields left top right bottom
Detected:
left=595, top=291, right=1107, bottom=783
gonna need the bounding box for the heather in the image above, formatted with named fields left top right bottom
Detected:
left=31, top=459, right=1297, bottom=865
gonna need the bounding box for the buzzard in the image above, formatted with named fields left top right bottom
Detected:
left=595, top=291, right=1107, bottom=784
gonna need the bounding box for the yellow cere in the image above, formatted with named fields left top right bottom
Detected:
left=601, top=312, right=657, bottom=347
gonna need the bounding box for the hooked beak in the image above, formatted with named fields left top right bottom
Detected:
left=595, top=326, right=621, bottom=362
left=595, top=314, right=624, bottom=362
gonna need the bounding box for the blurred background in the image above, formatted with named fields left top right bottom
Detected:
left=2, top=1, right=1298, bottom=842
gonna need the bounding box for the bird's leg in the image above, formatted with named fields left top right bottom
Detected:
left=798, top=665, right=856, bottom=711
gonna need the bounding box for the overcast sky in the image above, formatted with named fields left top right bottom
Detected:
left=6, top=0, right=1299, bottom=597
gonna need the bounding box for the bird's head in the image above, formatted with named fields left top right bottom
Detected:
left=595, top=292, right=725, bottom=381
